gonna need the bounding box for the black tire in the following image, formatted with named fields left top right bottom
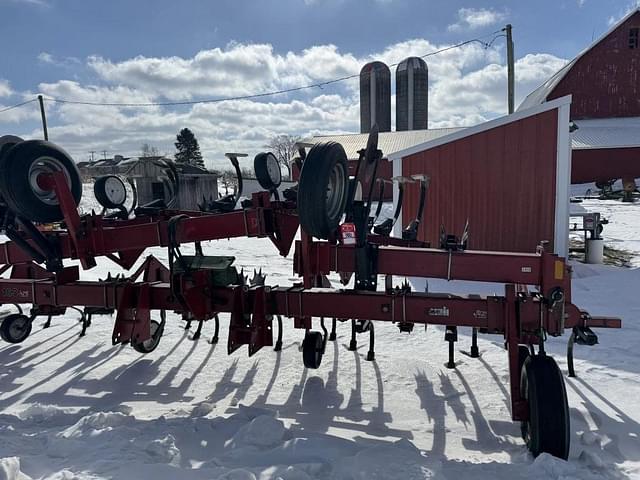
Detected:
left=132, top=319, right=163, bottom=354
left=254, top=152, right=281, bottom=191
left=520, top=354, right=570, bottom=459
left=302, top=331, right=324, bottom=369
left=0, top=140, right=82, bottom=223
left=298, top=142, right=348, bottom=239
left=0, top=135, right=24, bottom=160
left=518, top=345, right=530, bottom=373
left=94, top=175, right=127, bottom=209
left=0, top=314, right=32, bottom=344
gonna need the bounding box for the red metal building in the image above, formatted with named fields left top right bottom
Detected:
left=390, top=97, right=572, bottom=255
left=519, top=8, right=640, bottom=184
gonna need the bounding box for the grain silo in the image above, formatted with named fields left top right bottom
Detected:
left=396, top=57, right=428, bottom=131
left=360, top=61, right=391, bottom=133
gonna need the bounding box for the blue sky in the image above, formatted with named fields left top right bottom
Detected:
left=1, top=0, right=638, bottom=166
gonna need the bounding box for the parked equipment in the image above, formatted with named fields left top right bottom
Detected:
left=0, top=132, right=621, bottom=461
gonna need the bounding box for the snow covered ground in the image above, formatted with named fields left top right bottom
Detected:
left=0, top=187, right=639, bottom=479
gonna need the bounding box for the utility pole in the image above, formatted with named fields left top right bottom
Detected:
left=102, top=150, right=108, bottom=160
left=37, top=95, right=49, bottom=141
left=89, top=151, right=96, bottom=162
left=505, top=24, right=515, bottom=114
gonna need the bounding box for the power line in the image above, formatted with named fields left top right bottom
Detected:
left=0, top=98, right=38, bottom=114
left=0, top=29, right=505, bottom=114
left=43, top=29, right=503, bottom=108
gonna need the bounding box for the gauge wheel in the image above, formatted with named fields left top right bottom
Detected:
left=302, top=330, right=324, bottom=369
left=0, top=140, right=82, bottom=223
left=297, top=142, right=348, bottom=239
left=254, top=152, right=282, bottom=191
left=132, top=319, right=164, bottom=354
left=520, top=354, right=570, bottom=459
left=94, top=175, right=127, bottom=209
left=0, top=314, right=32, bottom=344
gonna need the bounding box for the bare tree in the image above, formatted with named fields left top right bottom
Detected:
left=265, top=134, right=301, bottom=180
left=140, top=143, right=159, bottom=158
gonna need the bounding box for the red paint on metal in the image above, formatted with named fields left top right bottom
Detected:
left=572, top=147, right=640, bottom=183
left=548, top=11, right=640, bottom=119
left=401, top=109, right=559, bottom=253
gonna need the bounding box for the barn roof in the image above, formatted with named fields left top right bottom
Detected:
left=518, top=8, right=640, bottom=111
left=307, top=128, right=463, bottom=160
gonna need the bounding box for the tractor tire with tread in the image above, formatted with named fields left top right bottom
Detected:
left=0, top=140, right=81, bottom=223
left=298, top=142, right=348, bottom=239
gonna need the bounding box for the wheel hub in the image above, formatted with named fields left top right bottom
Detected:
left=326, top=163, right=345, bottom=220
left=28, top=156, right=73, bottom=206
left=9, top=317, right=29, bottom=339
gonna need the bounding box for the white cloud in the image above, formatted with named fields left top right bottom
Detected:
left=0, top=79, right=12, bottom=97
left=38, top=51, right=81, bottom=67
left=3, top=40, right=565, bottom=168
left=87, top=43, right=360, bottom=101
left=37, top=52, right=54, bottom=64
left=448, top=7, right=507, bottom=32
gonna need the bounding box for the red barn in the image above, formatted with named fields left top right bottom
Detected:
left=519, top=8, right=640, bottom=185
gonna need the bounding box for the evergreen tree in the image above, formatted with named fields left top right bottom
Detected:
left=174, top=128, right=204, bottom=168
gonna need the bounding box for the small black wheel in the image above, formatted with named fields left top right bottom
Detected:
left=298, top=142, right=348, bottom=239
left=0, top=314, right=32, bottom=344
left=94, top=175, right=127, bottom=209
left=132, top=319, right=163, bottom=354
left=302, top=331, right=324, bottom=369
left=0, top=140, right=82, bottom=223
left=254, top=152, right=282, bottom=191
left=520, top=354, right=570, bottom=459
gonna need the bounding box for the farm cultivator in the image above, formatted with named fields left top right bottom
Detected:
left=0, top=130, right=621, bottom=460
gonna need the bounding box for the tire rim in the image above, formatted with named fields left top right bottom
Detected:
left=326, top=162, right=346, bottom=220
left=141, top=320, right=161, bottom=350
left=9, top=316, right=29, bottom=340
left=28, top=156, right=73, bottom=206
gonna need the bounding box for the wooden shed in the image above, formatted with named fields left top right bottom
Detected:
left=390, top=96, right=572, bottom=256
left=121, top=157, right=218, bottom=211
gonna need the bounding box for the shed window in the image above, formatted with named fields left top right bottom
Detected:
left=629, top=27, right=639, bottom=49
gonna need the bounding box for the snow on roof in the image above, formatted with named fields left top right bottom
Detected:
left=308, top=107, right=640, bottom=157
left=307, top=128, right=463, bottom=160
left=572, top=116, right=640, bottom=149
left=518, top=8, right=640, bottom=111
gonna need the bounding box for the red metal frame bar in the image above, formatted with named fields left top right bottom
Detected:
left=0, top=187, right=299, bottom=268
left=0, top=167, right=622, bottom=428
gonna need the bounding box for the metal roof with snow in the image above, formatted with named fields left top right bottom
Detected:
left=307, top=128, right=463, bottom=160
left=571, top=116, right=640, bottom=150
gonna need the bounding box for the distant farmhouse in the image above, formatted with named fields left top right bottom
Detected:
left=79, top=155, right=218, bottom=211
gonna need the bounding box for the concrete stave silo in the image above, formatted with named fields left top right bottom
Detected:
left=360, top=61, right=391, bottom=133
left=396, top=57, right=428, bottom=131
